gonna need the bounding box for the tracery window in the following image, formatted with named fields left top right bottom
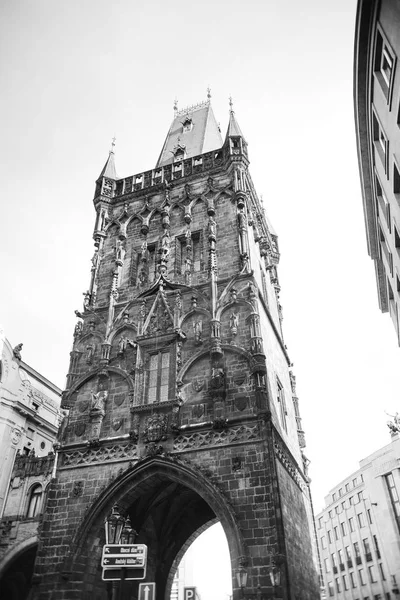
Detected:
left=147, top=350, right=170, bottom=404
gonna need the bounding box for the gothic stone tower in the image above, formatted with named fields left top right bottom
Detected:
left=32, top=98, right=320, bottom=600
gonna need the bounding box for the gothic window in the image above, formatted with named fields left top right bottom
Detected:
left=276, top=378, right=287, bottom=432
left=177, top=232, right=202, bottom=274
left=147, top=350, right=170, bottom=404
left=27, top=484, right=43, bottom=518
left=174, top=148, right=185, bottom=162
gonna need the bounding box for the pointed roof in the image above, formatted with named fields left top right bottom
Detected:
left=98, top=147, right=117, bottom=180
left=225, top=104, right=246, bottom=142
left=156, top=100, right=223, bottom=168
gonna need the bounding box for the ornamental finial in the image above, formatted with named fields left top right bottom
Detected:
left=207, top=86, right=211, bottom=100
left=229, top=96, right=234, bottom=113
left=173, top=98, right=178, bottom=114
left=111, top=136, right=116, bottom=153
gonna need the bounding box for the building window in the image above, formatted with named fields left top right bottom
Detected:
left=328, top=582, right=334, bottom=597
left=318, top=517, right=323, bottom=529
left=338, top=549, right=344, bottom=567
left=357, top=513, right=365, bottom=528
left=368, top=566, right=377, bottom=583
left=26, top=427, right=35, bottom=440
left=367, top=509, right=373, bottom=524
left=394, top=161, right=400, bottom=197
left=359, top=569, right=366, bottom=585
left=335, top=505, right=340, bottom=514
left=334, top=526, right=339, bottom=540
left=146, top=350, right=170, bottom=404
left=339, top=487, right=343, bottom=497
left=358, top=491, right=364, bottom=502
left=374, top=29, right=396, bottom=102
left=379, top=225, right=393, bottom=275
left=345, top=545, right=352, bottom=567
left=373, top=535, right=380, bottom=559
left=363, top=538, right=372, bottom=561
left=276, top=378, right=287, bottom=432
left=379, top=563, right=386, bottom=581
left=349, top=517, right=355, bottom=532
left=328, top=530, right=333, bottom=544
left=349, top=496, right=353, bottom=505
left=340, top=521, right=346, bottom=536
left=331, top=553, right=337, bottom=570
left=350, top=571, right=356, bottom=588
left=324, top=558, right=331, bottom=573
left=394, top=225, right=400, bottom=253
left=332, top=492, right=336, bottom=502
left=328, top=510, right=333, bottom=518
left=343, top=574, right=349, bottom=590
left=372, top=112, right=389, bottom=173
left=345, top=483, right=350, bottom=492
left=177, top=232, right=202, bottom=275
left=384, top=472, right=400, bottom=532
left=341, top=501, right=346, bottom=510
left=335, top=578, right=341, bottom=593
left=321, top=535, right=327, bottom=549
left=354, top=541, right=361, bottom=563
left=27, top=484, right=43, bottom=518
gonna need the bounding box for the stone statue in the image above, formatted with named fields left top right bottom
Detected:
left=13, top=343, right=23, bottom=360
left=74, top=321, right=83, bottom=338
left=90, top=385, right=108, bottom=412
left=116, top=239, right=125, bottom=262
left=83, top=291, right=91, bottom=310
left=386, top=411, right=400, bottom=434
left=230, top=313, right=239, bottom=336
left=193, top=320, right=203, bottom=345
left=117, top=336, right=136, bottom=355
left=86, top=344, right=95, bottom=364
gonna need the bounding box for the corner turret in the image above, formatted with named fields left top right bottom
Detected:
left=93, top=139, right=118, bottom=206
left=224, top=98, right=248, bottom=161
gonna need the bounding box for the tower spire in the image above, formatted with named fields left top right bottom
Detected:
left=97, top=139, right=118, bottom=181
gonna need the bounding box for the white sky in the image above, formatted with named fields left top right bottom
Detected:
left=1, top=0, right=399, bottom=596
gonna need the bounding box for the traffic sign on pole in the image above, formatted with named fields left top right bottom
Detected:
left=184, top=587, right=197, bottom=600
left=139, top=582, right=156, bottom=600
left=102, top=567, right=146, bottom=581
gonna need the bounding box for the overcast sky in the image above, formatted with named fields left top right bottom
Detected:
left=1, top=0, right=399, bottom=597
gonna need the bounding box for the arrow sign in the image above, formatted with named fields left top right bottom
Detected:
left=139, top=582, right=156, bottom=600
left=103, top=544, right=146, bottom=556
left=101, top=556, right=145, bottom=567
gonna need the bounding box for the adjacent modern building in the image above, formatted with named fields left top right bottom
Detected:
left=354, top=0, right=400, bottom=343
left=29, top=95, right=320, bottom=599
left=316, top=432, right=400, bottom=599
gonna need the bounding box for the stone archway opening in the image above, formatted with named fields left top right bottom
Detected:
left=0, top=543, right=37, bottom=600
left=76, top=459, right=244, bottom=600
left=169, top=523, right=232, bottom=600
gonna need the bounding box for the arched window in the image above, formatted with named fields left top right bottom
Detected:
left=27, top=484, right=43, bottom=518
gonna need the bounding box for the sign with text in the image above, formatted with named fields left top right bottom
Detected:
left=139, top=582, right=156, bottom=600
left=103, top=544, right=147, bottom=557
left=101, top=544, right=148, bottom=581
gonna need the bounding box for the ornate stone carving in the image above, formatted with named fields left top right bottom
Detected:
left=173, top=424, right=259, bottom=452
left=13, top=343, right=23, bottom=360
left=62, top=443, right=138, bottom=467
left=72, top=481, right=84, bottom=497
left=193, top=320, right=203, bottom=345
left=142, top=414, right=168, bottom=443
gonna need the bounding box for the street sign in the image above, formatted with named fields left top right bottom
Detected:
left=184, top=587, right=197, bottom=600
left=103, top=544, right=147, bottom=556
left=102, top=556, right=145, bottom=567
left=139, top=582, right=156, bottom=600
left=102, top=567, right=146, bottom=581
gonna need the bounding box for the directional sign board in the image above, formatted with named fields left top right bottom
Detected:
left=139, top=582, right=156, bottom=600
left=102, top=567, right=146, bottom=581
left=101, top=544, right=148, bottom=581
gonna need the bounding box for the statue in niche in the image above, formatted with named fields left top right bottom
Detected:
left=90, top=382, right=108, bottom=412
left=117, top=336, right=136, bottom=355
left=208, top=216, right=216, bottom=237
left=193, top=320, right=203, bottom=345
left=83, top=291, right=91, bottom=311
left=160, top=230, right=171, bottom=259
left=86, top=343, right=95, bottom=364
left=73, top=321, right=83, bottom=338
left=229, top=313, right=239, bottom=336
left=91, top=250, right=99, bottom=270
left=116, top=239, right=125, bottom=262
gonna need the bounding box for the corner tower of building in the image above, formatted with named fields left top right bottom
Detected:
left=31, top=96, right=320, bottom=600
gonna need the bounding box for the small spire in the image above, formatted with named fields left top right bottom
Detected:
left=173, top=98, right=178, bottom=115
left=229, top=96, right=234, bottom=113
left=207, top=86, right=211, bottom=100
left=110, top=136, right=116, bottom=154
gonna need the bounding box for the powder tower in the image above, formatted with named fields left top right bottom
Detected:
left=32, top=95, right=320, bottom=599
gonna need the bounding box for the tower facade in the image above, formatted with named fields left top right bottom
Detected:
left=32, top=98, right=320, bottom=599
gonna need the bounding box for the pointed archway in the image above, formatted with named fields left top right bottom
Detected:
left=62, top=456, right=246, bottom=600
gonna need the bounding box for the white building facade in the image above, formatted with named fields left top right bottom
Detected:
left=316, top=434, right=400, bottom=599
